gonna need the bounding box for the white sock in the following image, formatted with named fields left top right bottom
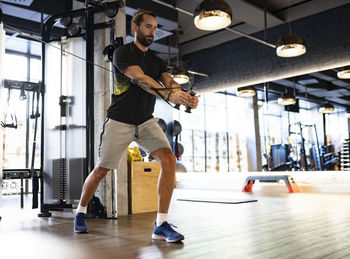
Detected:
left=76, top=204, right=87, bottom=215
left=156, top=213, right=168, bottom=226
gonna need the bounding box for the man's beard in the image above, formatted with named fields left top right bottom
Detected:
left=136, top=30, right=154, bottom=47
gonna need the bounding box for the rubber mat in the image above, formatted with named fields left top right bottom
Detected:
left=177, top=197, right=257, bottom=204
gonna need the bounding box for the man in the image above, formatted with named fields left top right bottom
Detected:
left=74, top=9, right=199, bottom=243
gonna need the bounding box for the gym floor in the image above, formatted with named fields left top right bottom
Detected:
left=1, top=189, right=350, bottom=259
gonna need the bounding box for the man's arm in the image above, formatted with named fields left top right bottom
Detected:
left=123, top=65, right=191, bottom=106
left=159, top=72, right=199, bottom=109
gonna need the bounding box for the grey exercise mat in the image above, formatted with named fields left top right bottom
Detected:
left=177, top=197, right=257, bottom=204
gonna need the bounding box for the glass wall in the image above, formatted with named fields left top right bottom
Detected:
left=257, top=97, right=349, bottom=171
left=1, top=37, right=42, bottom=195
left=325, top=112, right=349, bottom=153
left=174, top=90, right=347, bottom=173
left=174, top=92, right=249, bottom=173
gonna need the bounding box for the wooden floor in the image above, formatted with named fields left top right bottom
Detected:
left=1, top=189, right=350, bottom=259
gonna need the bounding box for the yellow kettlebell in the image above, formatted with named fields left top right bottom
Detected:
left=127, top=146, right=142, bottom=162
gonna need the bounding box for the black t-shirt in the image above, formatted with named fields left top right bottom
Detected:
left=107, top=42, right=167, bottom=125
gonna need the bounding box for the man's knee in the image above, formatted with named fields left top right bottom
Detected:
left=93, top=166, right=109, bottom=182
left=152, top=148, right=176, bottom=168
left=160, top=152, right=176, bottom=168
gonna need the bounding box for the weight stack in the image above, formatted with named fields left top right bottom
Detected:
left=340, top=139, right=350, bottom=171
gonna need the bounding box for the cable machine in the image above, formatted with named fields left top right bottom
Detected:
left=39, top=1, right=123, bottom=217
left=1, top=80, right=42, bottom=209
left=289, top=122, right=322, bottom=171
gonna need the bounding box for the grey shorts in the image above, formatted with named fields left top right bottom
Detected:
left=96, top=117, right=171, bottom=169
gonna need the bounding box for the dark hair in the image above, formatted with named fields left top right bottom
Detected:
left=131, top=9, right=156, bottom=35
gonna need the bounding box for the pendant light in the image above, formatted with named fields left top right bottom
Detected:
left=278, top=92, right=296, bottom=105
left=319, top=102, right=335, bottom=113
left=278, top=78, right=296, bottom=105
left=168, top=30, right=190, bottom=85
left=337, top=66, right=350, bottom=79
left=236, top=86, right=256, bottom=97
left=276, top=2, right=306, bottom=58
left=276, top=33, right=306, bottom=58
left=170, top=66, right=190, bottom=85
left=194, top=0, right=232, bottom=31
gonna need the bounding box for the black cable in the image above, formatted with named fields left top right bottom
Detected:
left=31, top=87, right=40, bottom=209
left=3, top=22, right=185, bottom=109
left=115, top=69, right=182, bottom=108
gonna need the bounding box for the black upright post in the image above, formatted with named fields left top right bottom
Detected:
left=323, top=113, right=327, bottom=145
left=86, top=8, right=95, bottom=178
left=39, top=13, right=48, bottom=216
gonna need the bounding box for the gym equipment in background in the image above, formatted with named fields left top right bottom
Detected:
left=341, top=139, right=350, bottom=171
left=175, top=161, right=187, bottom=172
left=38, top=2, right=123, bottom=218
left=242, top=175, right=300, bottom=193
left=157, top=118, right=167, bottom=133
left=288, top=122, right=322, bottom=171
left=127, top=147, right=142, bottom=162
left=168, top=120, right=182, bottom=159
left=263, top=144, right=298, bottom=171
left=167, top=120, right=187, bottom=171
left=1, top=89, right=18, bottom=129
left=42, top=37, right=87, bottom=216
left=320, top=144, right=339, bottom=170
left=1, top=80, right=42, bottom=209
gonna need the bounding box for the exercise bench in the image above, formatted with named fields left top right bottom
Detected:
left=242, top=175, right=300, bottom=193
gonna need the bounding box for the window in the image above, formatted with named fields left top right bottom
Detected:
left=4, top=53, right=28, bottom=81
left=326, top=112, right=348, bottom=153
left=175, top=92, right=249, bottom=173
left=30, top=58, right=42, bottom=82
left=2, top=39, right=42, bottom=196
left=2, top=41, right=42, bottom=169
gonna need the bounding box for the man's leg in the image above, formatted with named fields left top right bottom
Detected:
left=74, top=166, right=109, bottom=233
left=151, top=147, right=176, bottom=214
left=79, top=166, right=109, bottom=207
left=151, top=147, right=184, bottom=242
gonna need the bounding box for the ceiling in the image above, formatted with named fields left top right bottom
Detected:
left=174, top=0, right=350, bottom=55
left=152, top=0, right=350, bottom=111
left=1, top=0, right=350, bottom=111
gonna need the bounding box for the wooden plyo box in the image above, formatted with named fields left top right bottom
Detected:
left=128, top=161, right=160, bottom=214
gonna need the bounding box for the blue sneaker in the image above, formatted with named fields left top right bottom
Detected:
left=152, top=222, right=184, bottom=242
left=74, top=213, right=88, bottom=233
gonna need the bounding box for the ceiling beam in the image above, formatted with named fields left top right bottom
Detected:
left=185, top=4, right=350, bottom=97
left=2, top=13, right=63, bottom=37
left=254, top=83, right=349, bottom=110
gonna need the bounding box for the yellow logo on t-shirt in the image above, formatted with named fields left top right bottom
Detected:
left=113, top=75, right=130, bottom=95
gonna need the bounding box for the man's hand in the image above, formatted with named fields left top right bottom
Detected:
left=186, top=94, right=199, bottom=109
left=169, top=91, right=199, bottom=109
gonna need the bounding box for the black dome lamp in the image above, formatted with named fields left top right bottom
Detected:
left=237, top=86, right=256, bottom=97
left=319, top=102, right=335, bottom=114
left=194, top=0, right=232, bottom=31
left=278, top=92, right=296, bottom=105
left=337, top=66, right=350, bottom=79
left=170, top=66, right=190, bottom=85
left=276, top=33, right=306, bottom=58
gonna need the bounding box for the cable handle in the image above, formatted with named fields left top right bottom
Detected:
left=173, top=88, right=188, bottom=110
left=185, top=90, right=196, bottom=113
left=173, top=87, right=197, bottom=112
